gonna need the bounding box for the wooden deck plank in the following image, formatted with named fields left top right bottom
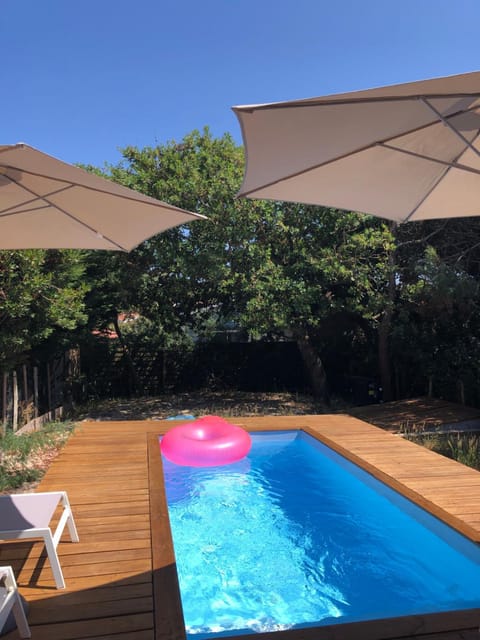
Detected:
left=1, top=414, right=479, bottom=639
left=21, top=581, right=152, bottom=604
left=16, top=612, right=154, bottom=640
left=0, top=538, right=150, bottom=561
left=28, top=596, right=154, bottom=625
left=18, top=572, right=152, bottom=593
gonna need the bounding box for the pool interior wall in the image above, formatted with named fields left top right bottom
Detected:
left=148, top=427, right=480, bottom=640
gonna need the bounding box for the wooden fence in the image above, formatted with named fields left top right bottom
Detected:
left=1, top=349, right=80, bottom=435
left=79, top=340, right=311, bottom=398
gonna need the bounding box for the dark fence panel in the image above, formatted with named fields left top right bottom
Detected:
left=178, top=342, right=310, bottom=393
left=79, top=340, right=311, bottom=399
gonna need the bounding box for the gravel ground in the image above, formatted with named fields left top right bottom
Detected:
left=72, top=390, right=332, bottom=421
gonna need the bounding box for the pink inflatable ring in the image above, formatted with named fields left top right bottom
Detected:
left=161, top=415, right=252, bottom=467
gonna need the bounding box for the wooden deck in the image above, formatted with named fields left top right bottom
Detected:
left=1, top=415, right=480, bottom=640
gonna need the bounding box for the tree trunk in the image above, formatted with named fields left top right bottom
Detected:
left=33, top=367, right=39, bottom=419
left=378, top=225, right=397, bottom=402
left=427, top=375, right=433, bottom=398
left=12, top=370, right=18, bottom=432
left=113, top=315, right=143, bottom=396
left=162, top=350, right=167, bottom=391
left=378, top=311, right=393, bottom=401
left=294, top=330, right=328, bottom=401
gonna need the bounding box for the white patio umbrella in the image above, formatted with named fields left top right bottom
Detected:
left=0, top=143, right=205, bottom=250
left=233, top=71, right=480, bottom=223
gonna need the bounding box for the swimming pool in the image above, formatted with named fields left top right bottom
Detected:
left=155, top=429, right=480, bottom=638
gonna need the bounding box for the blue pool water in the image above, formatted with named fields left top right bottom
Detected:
left=161, top=430, right=480, bottom=637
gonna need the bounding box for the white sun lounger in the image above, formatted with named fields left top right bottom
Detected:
left=0, top=566, right=31, bottom=638
left=0, top=491, right=79, bottom=589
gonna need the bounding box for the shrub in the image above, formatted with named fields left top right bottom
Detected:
left=0, top=421, right=75, bottom=492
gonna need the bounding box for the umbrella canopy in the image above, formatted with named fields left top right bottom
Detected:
left=233, top=71, right=480, bottom=223
left=0, top=143, right=205, bottom=250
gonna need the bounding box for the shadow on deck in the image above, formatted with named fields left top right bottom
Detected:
left=346, top=396, right=480, bottom=433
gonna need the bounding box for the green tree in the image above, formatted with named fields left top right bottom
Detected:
left=93, top=129, right=395, bottom=400
left=102, top=129, right=249, bottom=336
left=391, top=245, right=480, bottom=402
left=0, top=250, right=88, bottom=370
left=234, top=203, right=394, bottom=398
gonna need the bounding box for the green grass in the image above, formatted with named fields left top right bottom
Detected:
left=404, top=431, right=480, bottom=471
left=446, top=433, right=480, bottom=470
left=0, top=421, right=75, bottom=492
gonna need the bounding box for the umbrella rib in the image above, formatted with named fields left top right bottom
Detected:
left=0, top=163, right=203, bottom=217
left=403, top=171, right=450, bottom=223
left=420, top=98, right=480, bottom=159
left=402, top=130, right=480, bottom=222
left=0, top=184, right=75, bottom=216
left=0, top=204, right=51, bottom=216
left=38, top=199, right=127, bottom=251
left=377, top=143, right=480, bottom=176
left=239, top=103, right=480, bottom=198
left=1, top=172, right=127, bottom=251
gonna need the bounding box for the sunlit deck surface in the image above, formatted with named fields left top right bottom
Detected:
left=1, top=415, right=480, bottom=640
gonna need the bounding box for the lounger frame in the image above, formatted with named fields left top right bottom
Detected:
left=0, top=565, right=31, bottom=638
left=0, top=491, right=79, bottom=589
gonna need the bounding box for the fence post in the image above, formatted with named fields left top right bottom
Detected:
left=33, top=366, right=39, bottom=419
left=12, top=370, right=18, bottom=432
left=1, top=373, right=7, bottom=436
left=46, top=362, right=52, bottom=414
left=22, top=364, right=29, bottom=424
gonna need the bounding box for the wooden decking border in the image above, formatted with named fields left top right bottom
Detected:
left=1, top=414, right=480, bottom=639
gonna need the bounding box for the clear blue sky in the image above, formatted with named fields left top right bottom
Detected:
left=3, top=0, right=480, bottom=167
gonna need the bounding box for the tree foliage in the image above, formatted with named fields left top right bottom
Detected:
left=86, top=129, right=396, bottom=399
left=391, top=240, right=480, bottom=400
left=0, top=250, right=88, bottom=368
